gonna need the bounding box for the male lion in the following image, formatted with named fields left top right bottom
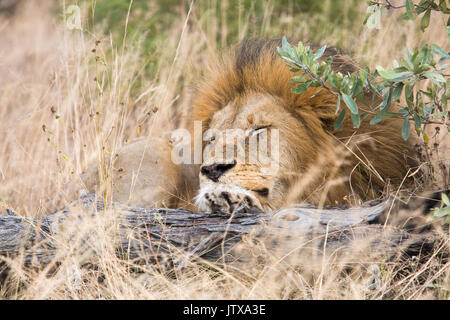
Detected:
left=81, top=39, right=418, bottom=213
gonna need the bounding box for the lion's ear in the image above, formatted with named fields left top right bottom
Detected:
left=293, top=107, right=336, bottom=133
left=312, top=98, right=343, bottom=132
left=306, top=106, right=337, bottom=132
left=292, top=90, right=340, bottom=131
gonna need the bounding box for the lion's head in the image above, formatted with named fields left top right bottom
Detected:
left=189, top=39, right=418, bottom=213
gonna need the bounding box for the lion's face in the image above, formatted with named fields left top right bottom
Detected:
left=195, top=94, right=321, bottom=213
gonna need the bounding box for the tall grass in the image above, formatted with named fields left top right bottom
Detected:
left=0, top=0, right=448, bottom=299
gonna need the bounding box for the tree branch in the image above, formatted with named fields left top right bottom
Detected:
left=0, top=194, right=444, bottom=273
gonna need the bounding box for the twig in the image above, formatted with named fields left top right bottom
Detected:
left=369, top=0, right=448, bottom=13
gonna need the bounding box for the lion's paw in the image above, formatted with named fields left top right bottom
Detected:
left=195, top=184, right=262, bottom=214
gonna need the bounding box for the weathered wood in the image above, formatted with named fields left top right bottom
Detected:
left=0, top=194, right=443, bottom=270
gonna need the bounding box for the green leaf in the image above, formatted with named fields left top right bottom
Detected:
left=313, top=45, right=327, bottom=61
left=400, top=58, right=412, bottom=71
left=402, top=116, right=411, bottom=140
left=281, top=36, right=288, bottom=50
left=328, top=74, right=338, bottom=90
left=393, top=66, right=410, bottom=73
left=376, top=66, right=412, bottom=81
left=431, top=45, right=450, bottom=60
left=416, top=63, right=432, bottom=73
left=292, top=84, right=309, bottom=94
left=423, top=131, right=429, bottom=143
left=392, top=83, right=404, bottom=101
left=335, top=94, right=341, bottom=114
left=412, top=51, right=425, bottom=71
left=437, top=63, right=450, bottom=71
left=297, top=40, right=304, bottom=52
left=370, top=116, right=382, bottom=126
left=406, top=48, right=413, bottom=66
left=413, top=112, right=421, bottom=129
left=404, top=84, right=414, bottom=108
left=334, top=108, right=346, bottom=130
left=341, top=93, right=359, bottom=115
left=290, top=74, right=308, bottom=84
left=432, top=193, right=450, bottom=218
left=405, top=0, right=416, bottom=20
left=370, top=111, right=400, bottom=125
left=414, top=3, right=427, bottom=15
left=424, top=72, right=446, bottom=84
left=365, top=5, right=382, bottom=29
left=442, top=193, right=450, bottom=206
left=381, top=87, right=393, bottom=112
left=351, top=79, right=364, bottom=96
left=279, top=36, right=298, bottom=62
left=360, top=112, right=369, bottom=121
left=420, top=9, right=431, bottom=31
left=433, top=206, right=450, bottom=218
left=351, top=112, right=360, bottom=128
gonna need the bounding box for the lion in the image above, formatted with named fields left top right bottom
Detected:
left=80, top=39, right=419, bottom=214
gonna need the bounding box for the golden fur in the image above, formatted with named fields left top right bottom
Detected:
left=83, top=39, right=418, bottom=213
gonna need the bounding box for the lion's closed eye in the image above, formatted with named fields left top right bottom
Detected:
left=248, top=125, right=270, bottom=137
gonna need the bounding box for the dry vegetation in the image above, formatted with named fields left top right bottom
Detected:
left=0, top=0, right=449, bottom=299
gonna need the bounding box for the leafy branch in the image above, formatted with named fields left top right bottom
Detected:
left=432, top=192, right=450, bottom=223
left=277, top=36, right=449, bottom=140
left=366, top=0, right=450, bottom=32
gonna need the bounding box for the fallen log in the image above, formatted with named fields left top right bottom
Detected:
left=0, top=194, right=444, bottom=270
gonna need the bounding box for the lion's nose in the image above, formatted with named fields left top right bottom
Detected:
left=200, top=160, right=236, bottom=182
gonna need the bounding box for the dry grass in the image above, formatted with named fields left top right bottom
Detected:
left=0, top=0, right=449, bottom=299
